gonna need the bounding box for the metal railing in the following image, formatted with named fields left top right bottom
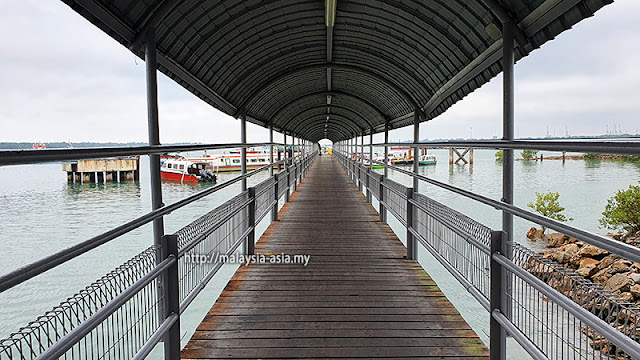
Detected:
left=0, top=144, right=318, bottom=360
left=334, top=146, right=640, bottom=360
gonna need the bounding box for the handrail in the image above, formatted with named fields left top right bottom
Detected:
left=364, top=154, right=640, bottom=264
left=334, top=150, right=640, bottom=359
left=1, top=149, right=318, bottom=360
left=371, top=139, right=640, bottom=155
left=0, top=157, right=289, bottom=293
left=0, top=142, right=287, bottom=166
left=37, top=255, right=176, bottom=359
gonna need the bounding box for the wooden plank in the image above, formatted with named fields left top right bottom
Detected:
left=181, top=156, right=488, bottom=359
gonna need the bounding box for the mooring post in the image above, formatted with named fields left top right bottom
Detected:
left=160, top=234, right=180, bottom=360
left=449, top=148, right=454, bottom=164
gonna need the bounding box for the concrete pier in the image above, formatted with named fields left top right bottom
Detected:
left=62, top=157, right=140, bottom=183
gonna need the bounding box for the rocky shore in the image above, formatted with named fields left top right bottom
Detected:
left=526, top=228, right=640, bottom=358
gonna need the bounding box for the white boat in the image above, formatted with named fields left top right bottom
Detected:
left=418, top=154, right=437, bottom=165
left=160, top=156, right=217, bottom=183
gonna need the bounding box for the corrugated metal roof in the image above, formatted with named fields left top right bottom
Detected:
left=60, top=0, right=612, bottom=142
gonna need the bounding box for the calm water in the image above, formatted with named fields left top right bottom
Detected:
left=0, top=150, right=638, bottom=353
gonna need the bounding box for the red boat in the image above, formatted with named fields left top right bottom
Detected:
left=32, top=143, right=46, bottom=150
left=160, top=156, right=216, bottom=183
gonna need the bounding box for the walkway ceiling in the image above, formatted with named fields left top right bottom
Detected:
left=62, top=0, right=611, bottom=142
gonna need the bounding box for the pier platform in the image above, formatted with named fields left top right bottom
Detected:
left=181, top=156, right=488, bottom=359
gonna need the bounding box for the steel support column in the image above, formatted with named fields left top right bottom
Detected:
left=145, top=29, right=164, bottom=249
left=413, top=110, right=420, bottom=191
left=492, top=20, right=515, bottom=360
left=269, top=126, right=274, bottom=177
left=384, top=124, right=389, bottom=178
left=241, top=111, right=247, bottom=192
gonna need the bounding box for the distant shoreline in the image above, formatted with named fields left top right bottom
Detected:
left=0, top=142, right=204, bottom=150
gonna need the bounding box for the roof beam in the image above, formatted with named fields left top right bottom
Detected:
left=292, top=114, right=363, bottom=136
left=235, top=63, right=424, bottom=120
left=301, top=123, right=352, bottom=141
left=267, top=90, right=387, bottom=127
left=281, top=105, right=372, bottom=132
left=129, top=0, right=181, bottom=52
left=479, top=0, right=528, bottom=46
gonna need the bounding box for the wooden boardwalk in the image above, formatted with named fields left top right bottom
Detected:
left=181, top=156, right=489, bottom=359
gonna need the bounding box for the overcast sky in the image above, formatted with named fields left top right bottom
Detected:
left=0, top=0, right=638, bottom=145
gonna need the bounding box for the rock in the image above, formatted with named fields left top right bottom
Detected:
left=526, top=227, right=544, bottom=241
left=545, top=232, right=568, bottom=248
left=576, top=264, right=599, bottom=278
left=606, top=232, right=623, bottom=240
left=600, top=254, right=621, bottom=269
left=577, top=245, right=609, bottom=259
left=621, top=292, right=635, bottom=302
left=580, top=257, right=600, bottom=268
left=628, top=273, right=640, bottom=284
left=604, top=274, right=633, bottom=293
left=576, top=258, right=600, bottom=278
left=592, top=268, right=614, bottom=285
left=553, top=251, right=569, bottom=264
left=631, top=284, right=640, bottom=298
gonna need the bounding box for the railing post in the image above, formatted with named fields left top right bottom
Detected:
left=160, top=234, right=180, bottom=360
left=366, top=167, right=371, bottom=203
left=285, top=167, right=291, bottom=203
left=240, top=111, right=247, bottom=191
left=358, top=163, right=363, bottom=193
left=379, top=178, right=386, bottom=223
left=272, top=173, right=279, bottom=222
left=490, top=230, right=507, bottom=360
left=405, top=187, right=416, bottom=260
left=246, top=187, right=255, bottom=255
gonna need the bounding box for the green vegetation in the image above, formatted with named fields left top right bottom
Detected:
left=527, top=191, right=573, bottom=233
left=521, top=149, right=539, bottom=160
left=584, top=153, right=600, bottom=160
left=495, top=150, right=503, bottom=162
left=599, top=182, right=640, bottom=233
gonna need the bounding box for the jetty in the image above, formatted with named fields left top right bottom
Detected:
left=182, top=156, right=487, bottom=359
left=62, top=157, right=140, bottom=183
left=1, top=1, right=640, bottom=360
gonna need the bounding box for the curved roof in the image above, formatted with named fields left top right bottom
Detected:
left=61, top=0, right=610, bottom=142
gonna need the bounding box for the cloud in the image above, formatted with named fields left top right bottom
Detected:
left=0, top=0, right=638, bottom=143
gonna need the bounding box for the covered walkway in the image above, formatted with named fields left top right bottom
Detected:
left=181, top=155, right=488, bottom=359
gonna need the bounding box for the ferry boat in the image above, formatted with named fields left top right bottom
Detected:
left=190, top=148, right=275, bottom=173
left=418, top=154, right=437, bottom=165
left=32, top=142, right=46, bottom=150
left=160, top=156, right=217, bottom=183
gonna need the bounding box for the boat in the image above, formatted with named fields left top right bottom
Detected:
left=160, top=156, right=217, bottom=183
left=367, top=153, right=390, bottom=168
left=32, top=142, right=46, bottom=150
left=190, top=147, right=275, bottom=173
left=418, top=154, right=437, bottom=165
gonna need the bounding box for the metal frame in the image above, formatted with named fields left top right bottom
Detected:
left=334, top=148, right=640, bottom=359
left=0, top=146, right=318, bottom=360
